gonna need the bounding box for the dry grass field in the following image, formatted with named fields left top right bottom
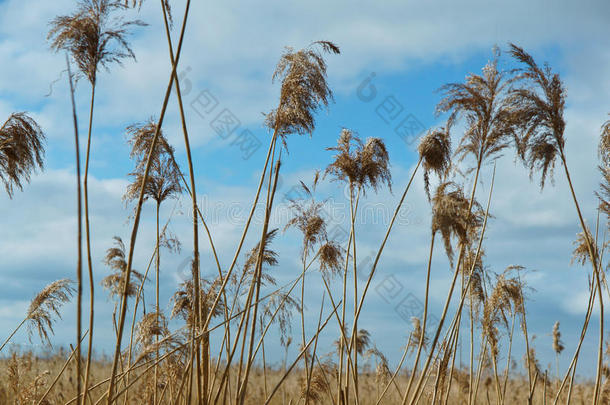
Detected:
left=0, top=352, right=600, bottom=404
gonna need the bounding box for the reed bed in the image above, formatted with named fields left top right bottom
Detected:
left=0, top=1, right=608, bottom=404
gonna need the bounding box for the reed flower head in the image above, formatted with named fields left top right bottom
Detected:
left=0, top=113, right=45, bottom=198
left=263, top=291, right=301, bottom=346
left=136, top=311, right=169, bottom=349
left=552, top=321, right=564, bottom=355
left=265, top=41, right=340, bottom=147
left=598, top=165, right=610, bottom=223
left=26, top=279, right=74, bottom=345
left=509, top=43, right=567, bottom=189
left=365, top=346, right=392, bottom=385
left=242, top=228, right=279, bottom=287
left=101, top=236, right=145, bottom=298
left=333, top=327, right=371, bottom=356
left=325, top=128, right=392, bottom=193
left=408, top=317, right=428, bottom=353
left=571, top=226, right=598, bottom=266
left=318, top=241, right=344, bottom=278
left=432, top=182, right=484, bottom=265
left=48, top=0, right=146, bottom=84
left=124, top=119, right=183, bottom=205
left=418, top=127, right=451, bottom=199
left=171, top=273, right=225, bottom=328
left=437, top=50, right=516, bottom=173
left=600, top=117, right=610, bottom=163
left=462, top=248, right=486, bottom=316
left=285, top=181, right=327, bottom=256
left=482, top=265, right=527, bottom=357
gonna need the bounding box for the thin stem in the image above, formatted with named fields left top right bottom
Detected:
left=403, top=232, right=435, bottom=402
left=154, top=201, right=160, bottom=405
left=105, top=2, right=191, bottom=402
left=66, top=56, right=83, bottom=405
left=559, top=150, right=604, bottom=405
left=501, top=313, right=517, bottom=402
left=81, top=80, right=96, bottom=405
left=0, top=318, right=27, bottom=352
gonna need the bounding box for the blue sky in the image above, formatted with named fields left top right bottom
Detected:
left=1, top=0, right=609, bottom=378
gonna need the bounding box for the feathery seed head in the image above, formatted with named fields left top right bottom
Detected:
left=124, top=119, right=183, bottom=204
left=432, top=181, right=484, bottom=265
left=101, top=236, right=145, bottom=299
left=571, top=226, right=598, bottom=266
left=552, top=321, right=564, bottom=355
left=509, top=43, right=567, bottom=189
left=437, top=50, right=516, bottom=173
left=26, top=279, right=74, bottom=345
left=0, top=113, right=45, bottom=198
left=325, top=129, right=392, bottom=193
left=318, top=241, right=344, bottom=278
left=48, top=0, right=146, bottom=84
left=418, top=127, right=452, bottom=200
left=265, top=41, right=340, bottom=148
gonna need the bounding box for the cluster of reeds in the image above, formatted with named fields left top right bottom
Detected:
left=1, top=1, right=609, bottom=404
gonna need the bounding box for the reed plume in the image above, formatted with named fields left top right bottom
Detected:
left=552, top=321, right=565, bottom=356
left=124, top=120, right=183, bottom=204
left=135, top=311, right=169, bottom=349
left=26, top=280, right=75, bottom=345
left=334, top=328, right=371, bottom=356
left=285, top=181, right=328, bottom=255
left=463, top=248, right=486, bottom=313
left=408, top=317, right=428, bottom=353
left=571, top=226, right=599, bottom=266
left=418, top=127, right=452, bottom=199
left=48, top=0, right=145, bottom=85
left=508, top=44, right=568, bottom=189
left=171, top=275, right=225, bottom=329
left=265, top=41, right=340, bottom=147
left=325, top=128, right=392, bottom=193
left=432, top=181, right=483, bottom=265
left=318, top=241, right=344, bottom=278
left=243, top=228, right=280, bottom=285
left=553, top=321, right=565, bottom=380
left=366, top=346, right=392, bottom=385
left=299, top=365, right=332, bottom=404
left=101, top=236, right=145, bottom=299
left=0, top=279, right=74, bottom=352
left=262, top=291, right=301, bottom=346
left=599, top=117, right=610, bottom=163
left=437, top=50, right=517, bottom=174
left=0, top=113, right=45, bottom=198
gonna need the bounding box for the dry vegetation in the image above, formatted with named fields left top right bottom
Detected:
left=0, top=1, right=609, bottom=404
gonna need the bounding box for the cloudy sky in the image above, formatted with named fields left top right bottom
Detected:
left=1, top=0, right=609, bottom=377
